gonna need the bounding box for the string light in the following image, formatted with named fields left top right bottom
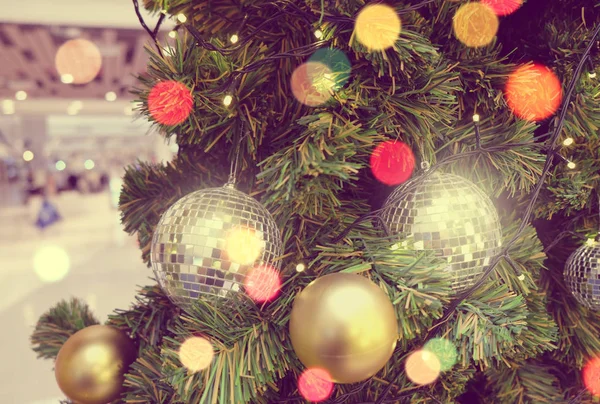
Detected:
left=567, top=161, right=576, bottom=169
left=589, top=72, right=597, bottom=78
left=296, top=263, right=305, bottom=272
left=230, top=34, right=239, bottom=44
left=168, top=31, right=177, bottom=38
left=314, top=29, right=323, bottom=39
left=177, top=13, right=187, bottom=23
left=472, top=114, right=480, bottom=122
left=223, top=94, right=233, bottom=106
left=563, top=137, right=574, bottom=146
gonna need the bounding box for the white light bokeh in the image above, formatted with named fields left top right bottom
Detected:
left=33, top=245, right=70, bottom=283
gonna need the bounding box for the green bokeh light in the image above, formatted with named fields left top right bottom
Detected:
left=423, top=338, right=457, bottom=372
left=308, top=48, right=351, bottom=92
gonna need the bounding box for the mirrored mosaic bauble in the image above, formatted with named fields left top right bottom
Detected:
left=564, top=242, right=600, bottom=310
left=380, top=172, right=502, bottom=293
left=150, top=184, right=282, bottom=310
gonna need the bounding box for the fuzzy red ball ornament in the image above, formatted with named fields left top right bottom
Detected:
left=148, top=80, right=193, bottom=126
left=481, top=0, right=523, bottom=16
left=370, top=140, right=415, bottom=186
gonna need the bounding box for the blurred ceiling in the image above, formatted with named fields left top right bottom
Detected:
left=0, top=23, right=151, bottom=101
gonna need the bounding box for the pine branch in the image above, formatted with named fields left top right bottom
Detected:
left=30, top=298, right=100, bottom=360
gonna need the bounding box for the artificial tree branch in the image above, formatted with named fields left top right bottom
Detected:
left=132, top=0, right=165, bottom=58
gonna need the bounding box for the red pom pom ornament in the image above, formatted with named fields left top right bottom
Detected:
left=370, top=141, right=416, bottom=186
left=148, top=80, right=193, bottom=126
left=481, top=0, right=523, bottom=16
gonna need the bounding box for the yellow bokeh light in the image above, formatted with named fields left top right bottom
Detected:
left=15, top=90, right=27, bottom=101
left=168, top=31, right=177, bottom=39
left=405, top=350, right=441, bottom=385
left=226, top=227, right=264, bottom=265
left=453, top=3, right=499, bottom=48
left=61, top=74, right=74, bottom=84
left=33, top=245, right=70, bottom=283
left=354, top=4, right=401, bottom=51
left=178, top=337, right=214, bottom=372
left=23, top=150, right=34, bottom=162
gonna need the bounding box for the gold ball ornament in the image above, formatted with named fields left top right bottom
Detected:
left=289, top=273, right=398, bottom=384
left=55, top=325, right=137, bottom=404
left=452, top=3, right=499, bottom=48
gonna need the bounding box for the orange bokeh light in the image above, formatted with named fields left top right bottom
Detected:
left=405, top=350, right=441, bottom=386
left=505, top=63, right=563, bottom=122
left=452, top=3, right=499, bottom=48
left=583, top=357, right=600, bottom=396
left=298, top=368, right=334, bottom=402
left=291, top=62, right=334, bottom=107
left=55, top=39, right=102, bottom=85
left=244, top=264, right=281, bottom=303
left=481, top=0, right=523, bottom=16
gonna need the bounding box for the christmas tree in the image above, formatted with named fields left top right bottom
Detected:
left=31, top=0, right=600, bottom=402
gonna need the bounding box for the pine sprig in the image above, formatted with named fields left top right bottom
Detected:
left=30, top=298, right=100, bottom=360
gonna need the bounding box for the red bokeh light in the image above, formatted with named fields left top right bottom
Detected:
left=505, top=63, right=562, bottom=122
left=583, top=357, right=600, bottom=396
left=148, top=80, right=194, bottom=126
left=370, top=141, right=415, bottom=185
left=481, top=0, right=523, bottom=16
left=298, top=368, right=334, bottom=402
left=244, top=265, right=281, bottom=303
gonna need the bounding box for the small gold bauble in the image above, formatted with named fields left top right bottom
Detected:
left=55, top=325, right=137, bottom=404
left=289, top=273, right=398, bottom=384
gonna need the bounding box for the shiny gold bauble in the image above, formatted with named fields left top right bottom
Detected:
left=55, top=325, right=137, bottom=404
left=289, top=273, right=398, bottom=384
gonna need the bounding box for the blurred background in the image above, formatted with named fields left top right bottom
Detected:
left=0, top=1, right=175, bottom=402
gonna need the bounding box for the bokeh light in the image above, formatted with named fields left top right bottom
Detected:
left=55, top=160, right=66, bottom=171
left=23, top=150, right=34, bottom=162
left=3, top=99, right=15, bottom=114
left=296, top=263, right=305, bottom=272
left=481, top=0, right=523, bottom=16
left=226, top=227, right=264, bottom=265
left=354, top=4, right=401, bottom=51
left=223, top=94, right=233, bottom=106
left=583, top=357, right=600, bottom=396
left=291, top=62, right=335, bottom=107
left=308, top=48, right=351, bottom=92
left=178, top=336, right=214, bottom=373
left=84, top=159, right=95, bottom=170
left=33, top=245, right=70, bottom=283
left=230, top=34, right=239, bottom=44
left=15, top=90, right=27, bottom=101
left=405, top=350, right=441, bottom=385
left=244, top=264, right=281, bottom=303
left=505, top=63, right=563, bottom=122
left=423, top=338, right=458, bottom=372
left=105, top=91, right=117, bottom=102
left=55, top=39, right=102, bottom=85
left=563, top=137, right=574, bottom=146
left=314, top=30, right=323, bottom=39
left=370, top=141, right=415, bottom=185
left=298, top=368, right=334, bottom=402
left=453, top=3, right=499, bottom=48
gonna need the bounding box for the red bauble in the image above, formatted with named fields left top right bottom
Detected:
left=148, top=80, right=193, bottom=126
left=370, top=141, right=415, bottom=186
left=584, top=358, right=600, bottom=397
left=481, top=0, right=523, bottom=16
left=505, top=63, right=562, bottom=122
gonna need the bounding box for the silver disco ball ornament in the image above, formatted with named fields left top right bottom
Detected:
left=380, top=172, right=502, bottom=293
left=150, top=183, right=282, bottom=310
left=564, top=240, right=600, bottom=310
